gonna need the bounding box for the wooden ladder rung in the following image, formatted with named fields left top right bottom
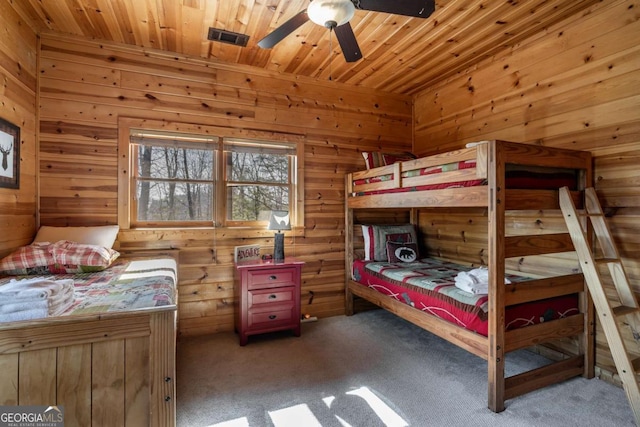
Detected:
left=595, top=257, right=620, bottom=265
left=632, top=357, right=640, bottom=375
left=613, top=305, right=640, bottom=318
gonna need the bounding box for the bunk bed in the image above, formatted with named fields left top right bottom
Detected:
left=344, top=140, right=594, bottom=413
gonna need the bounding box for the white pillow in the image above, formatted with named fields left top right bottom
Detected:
left=33, top=225, right=120, bottom=248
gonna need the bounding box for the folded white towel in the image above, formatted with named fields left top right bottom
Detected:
left=455, top=271, right=488, bottom=294
left=0, top=307, right=48, bottom=323
left=0, top=278, right=74, bottom=301
left=0, top=299, right=49, bottom=314
left=0, top=278, right=75, bottom=319
left=454, top=267, right=510, bottom=295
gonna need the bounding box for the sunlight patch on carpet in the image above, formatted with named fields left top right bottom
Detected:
left=207, top=416, right=250, bottom=427
left=268, top=404, right=322, bottom=427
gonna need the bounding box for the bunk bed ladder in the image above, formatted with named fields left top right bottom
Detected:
left=559, top=186, right=640, bottom=424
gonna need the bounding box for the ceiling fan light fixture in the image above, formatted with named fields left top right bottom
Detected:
left=307, top=0, right=355, bottom=29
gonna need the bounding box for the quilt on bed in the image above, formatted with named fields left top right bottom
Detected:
left=0, top=257, right=177, bottom=317
left=352, top=258, right=579, bottom=336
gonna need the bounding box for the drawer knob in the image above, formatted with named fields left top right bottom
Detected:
left=269, top=315, right=277, bottom=320
left=269, top=275, right=277, bottom=280
left=268, top=294, right=277, bottom=299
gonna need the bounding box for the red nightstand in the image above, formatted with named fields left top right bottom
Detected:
left=234, top=258, right=304, bottom=346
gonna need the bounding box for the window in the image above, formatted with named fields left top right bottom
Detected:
left=225, top=140, right=296, bottom=226
left=130, top=130, right=217, bottom=227
left=121, top=122, right=303, bottom=230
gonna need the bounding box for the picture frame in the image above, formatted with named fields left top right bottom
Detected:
left=0, top=118, right=20, bottom=189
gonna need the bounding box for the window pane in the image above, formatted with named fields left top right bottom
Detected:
left=227, top=185, right=289, bottom=221
left=138, top=145, right=213, bottom=180
left=227, top=151, right=289, bottom=184
left=137, top=181, right=213, bottom=221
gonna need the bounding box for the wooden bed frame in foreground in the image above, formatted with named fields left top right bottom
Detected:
left=344, top=140, right=594, bottom=412
left=0, top=255, right=178, bottom=426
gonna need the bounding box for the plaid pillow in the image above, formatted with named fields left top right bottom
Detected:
left=0, top=243, right=52, bottom=275
left=362, top=224, right=418, bottom=261
left=0, top=241, right=120, bottom=276
left=48, top=240, right=120, bottom=274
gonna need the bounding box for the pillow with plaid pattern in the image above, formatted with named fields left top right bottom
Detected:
left=0, top=241, right=120, bottom=276
left=0, top=243, right=52, bottom=275
left=48, top=240, right=120, bottom=274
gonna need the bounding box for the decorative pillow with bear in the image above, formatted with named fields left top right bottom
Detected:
left=386, top=241, right=420, bottom=263
left=362, top=224, right=418, bottom=261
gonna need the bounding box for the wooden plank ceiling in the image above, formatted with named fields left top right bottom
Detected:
left=13, top=0, right=601, bottom=95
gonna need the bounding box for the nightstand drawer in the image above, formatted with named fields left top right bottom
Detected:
left=248, top=305, right=295, bottom=329
left=249, top=287, right=294, bottom=307
left=247, top=267, right=296, bottom=289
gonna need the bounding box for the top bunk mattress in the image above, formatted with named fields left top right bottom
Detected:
left=351, top=257, right=579, bottom=336
left=351, top=159, right=579, bottom=197
left=0, top=257, right=177, bottom=323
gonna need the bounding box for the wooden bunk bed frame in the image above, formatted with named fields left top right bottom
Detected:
left=344, top=140, right=594, bottom=413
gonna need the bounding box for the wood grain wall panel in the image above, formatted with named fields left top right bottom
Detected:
left=0, top=354, right=18, bottom=405
left=92, top=340, right=126, bottom=426
left=19, top=348, right=57, bottom=405
left=57, top=344, right=92, bottom=427
left=38, top=33, right=412, bottom=336
left=0, top=5, right=38, bottom=257
left=125, top=337, right=150, bottom=426
left=413, top=0, right=639, bottom=384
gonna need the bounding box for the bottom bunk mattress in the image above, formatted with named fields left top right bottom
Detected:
left=351, top=258, right=578, bottom=336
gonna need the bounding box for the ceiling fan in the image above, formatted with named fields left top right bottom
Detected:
left=257, top=0, right=435, bottom=62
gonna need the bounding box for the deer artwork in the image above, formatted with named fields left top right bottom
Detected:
left=0, top=141, right=12, bottom=171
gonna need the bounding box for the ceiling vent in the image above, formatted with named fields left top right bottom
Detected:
left=207, top=28, right=249, bottom=47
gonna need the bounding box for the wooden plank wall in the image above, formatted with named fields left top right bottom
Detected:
left=413, top=0, right=640, bottom=383
left=0, top=2, right=38, bottom=257
left=37, top=32, right=413, bottom=336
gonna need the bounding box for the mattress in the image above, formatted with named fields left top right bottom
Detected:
left=0, top=257, right=177, bottom=317
left=352, top=258, right=579, bottom=336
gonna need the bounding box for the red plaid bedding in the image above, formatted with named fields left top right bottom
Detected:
left=0, top=241, right=119, bottom=275
left=352, top=258, right=579, bottom=336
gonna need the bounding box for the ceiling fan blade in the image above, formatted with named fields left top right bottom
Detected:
left=354, top=0, right=435, bottom=18
left=334, top=22, right=362, bottom=63
left=257, top=10, right=309, bottom=48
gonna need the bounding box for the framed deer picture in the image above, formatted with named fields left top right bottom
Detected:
left=0, top=118, right=19, bottom=189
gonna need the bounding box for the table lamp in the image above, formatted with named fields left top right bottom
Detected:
left=268, top=210, right=291, bottom=261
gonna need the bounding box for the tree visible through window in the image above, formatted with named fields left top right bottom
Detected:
left=225, top=140, right=293, bottom=223
left=130, top=130, right=297, bottom=227
left=131, top=131, right=216, bottom=224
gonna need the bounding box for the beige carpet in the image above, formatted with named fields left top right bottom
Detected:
left=176, top=309, right=635, bottom=426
